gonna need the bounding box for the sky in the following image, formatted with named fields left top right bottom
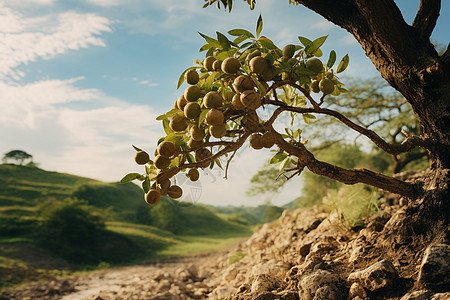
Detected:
left=1, top=0, right=449, bottom=207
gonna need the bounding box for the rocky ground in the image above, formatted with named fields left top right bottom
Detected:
left=1, top=201, right=449, bottom=299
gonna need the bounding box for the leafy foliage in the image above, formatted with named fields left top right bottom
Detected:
left=2, top=150, right=33, bottom=165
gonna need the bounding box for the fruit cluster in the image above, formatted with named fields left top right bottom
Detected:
left=122, top=28, right=348, bottom=205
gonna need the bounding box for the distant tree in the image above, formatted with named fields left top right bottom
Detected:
left=2, top=150, right=33, bottom=165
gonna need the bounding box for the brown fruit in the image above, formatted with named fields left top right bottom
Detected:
left=234, top=75, right=254, bottom=92
left=203, top=91, right=223, bottom=109
left=157, top=178, right=171, bottom=191
left=261, top=67, right=275, bottom=82
left=184, top=102, right=201, bottom=119
left=232, top=93, right=245, bottom=109
left=187, top=169, right=199, bottom=181
left=306, top=58, right=323, bottom=74
left=287, top=58, right=297, bottom=66
left=249, top=56, right=268, bottom=75
left=145, top=189, right=161, bottom=205
left=154, top=155, right=171, bottom=170
left=203, top=56, right=216, bottom=71
left=210, top=124, right=227, bottom=138
left=221, top=57, right=241, bottom=74
left=184, top=69, right=199, bottom=85
left=261, top=132, right=276, bottom=148
left=134, top=151, right=150, bottom=165
left=157, top=141, right=176, bottom=158
left=212, top=60, right=223, bottom=72
left=225, top=91, right=234, bottom=103
left=311, top=80, right=320, bottom=93
left=319, top=78, right=335, bottom=95
left=169, top=114, right=188, bottom=132
left=240, top=90, right=261, bottom=110
left=167, top=185, right=183, bottom=199
left=184, top=85, right=201, bottom=102
left=283, top=44, right=296, bottom=58
left=205, top=108, right=224, bottom=126
left=188, top=139, right=203, bottom=148
left=249, top=133, right=263, bottom=150
left=190, top=126, right=205, bottom=141
left=195, top=148, right=212, bottom=161
left=246, top=49, right=261, bottom=63
left=176, top=95, right=188, bottom=111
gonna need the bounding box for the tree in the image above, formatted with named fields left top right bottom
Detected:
left=2, top=150, right=33, bottom=165
left=123, top=0, right=449, bottom=242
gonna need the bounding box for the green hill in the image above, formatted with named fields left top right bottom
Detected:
left=0, top=164, right=252, bottom=288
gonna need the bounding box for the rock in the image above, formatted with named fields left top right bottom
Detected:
left=400, top=290, right=433, bottom=300
left=432, top=292, right=450, bottom=299
left=418, top=244, right=450, bottom=288
left=348, top=282, right=367, bottom=299
left=298, top=269, right=345, bottom=300
left=347, top=259, right=398, bottom=292
left=250, top=274, right=279, bottom=294
left=210, top=286, right=234, bottom=299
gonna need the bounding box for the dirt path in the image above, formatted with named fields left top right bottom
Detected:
left=0, top=249, right=232, bottom=300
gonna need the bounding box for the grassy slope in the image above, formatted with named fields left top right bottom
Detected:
left=0, top=164, right=252, bottom=288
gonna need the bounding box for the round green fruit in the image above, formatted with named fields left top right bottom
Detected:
left=184, top=85, right=201, bottom=102
left=249, top=56, right=268, bottom=75
left=212, top=60, right=223, bottom=72
left=221, top=57, right=241, bottom=74
left=157, top=141, right=176, bottom=158
left=188, top=139, right=203, bottom=148
left=283, top=44, right=296, bottom=58
left=184, top=69, right=199, bottom=85
left=246, top=49, right=261, bottom=63
left=306, top=58, right=323, bottom=74
left=261, top=132, right=276, bottom=148
left=203, top=91, right=223, bottom=109
left=319, top=78, right=335, bottom=95
left=167, top=185, right=183, bottom=199
left=205, top=108, right=224, bottom=126
left=234, top=75, right=255, bottom=92
left=232, top=93, right=245, bottom=110
left=187, top=169, right=200, bottom=182
left=154, top=155, right=171, bottom=170
left=195, top=148, right=212, bottom=164
left=145, top=189, right=161, bottom=205
left=134, top=151, right=150, bottom=165
left=203, top=56, right=216, bottom=71
left=240, top=90, right=261, bottom=110
left=311, top=80, right=320, bottom=93
left=190, top=126, right=205, bottom=141
left=249, top=133, right=263, bottom=150
left=184, top=102, right=201, bottom=119
left=169, top=114, right=188, bottom=132
left=210, top=124, right=227, bottom=139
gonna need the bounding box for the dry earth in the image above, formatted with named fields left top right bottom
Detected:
left=1, top=201, right=449, bottom=300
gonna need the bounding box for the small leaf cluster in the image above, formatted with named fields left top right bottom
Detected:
left=122, top=17, right=349, bottom=205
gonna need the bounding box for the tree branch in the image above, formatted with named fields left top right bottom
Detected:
left=412, top=0, right=441, bottom=40
left=270, top=127, right=418, bottom=199
left=266, top=100, right=430, bottom=155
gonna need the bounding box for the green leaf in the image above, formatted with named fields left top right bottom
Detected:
left=166, top=108, right=181, bottom=118
left=256, top=14, right=263, bottom=38
left=186, top=153, right=194, bottom=164
left=327, top=50, right=336, bottom=69
left=337, top=54, right=349, bottom=73
left=285, top=128, right=294, bottom=137
left=302, top=114, right=311, bottom=124
left=120, top=173, right=141, bottom=184
left=279, top=157, right=290, bottom=172
left=215, top=158, right=223, bottom=169
left=199, top=109, right=209, bottom=125
left=228, top=29, right=254, bottom=38
left=156, top=114, right=167, bottom=121
left=217, top=31, right=231, bottom=50
left=298, top=36, right=313, bottom=48
left=132, top=145, right=143, bottom=152
left=198, top=32, right=222, bottom=49
left=162, top=118, right=172, bottom=135
left=233, top=35, right=248, bottom=45
left=199, top=44, right=214, bottom=52
left=204, top=72, right=218, bottom=90
left=142, top=177, right=150, bottom=193
left=293, top=128, right=302, bottom=139
left=239, top=41, right=253, bottom=49
left=257, top=39, right=277, bottom=50
left=270, top=152, right=288, bottom=164
left=305, top=35, right=327, bottom=56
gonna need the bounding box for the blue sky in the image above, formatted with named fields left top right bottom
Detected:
left=1, top=0, right=448, bottom=206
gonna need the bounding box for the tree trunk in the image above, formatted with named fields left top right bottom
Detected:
left=297, top=0, right=449, bottom=240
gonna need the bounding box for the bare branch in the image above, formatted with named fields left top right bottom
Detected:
left=270, top=127, right=418, bottom=199
left=412, top=0, right=441, bottom=40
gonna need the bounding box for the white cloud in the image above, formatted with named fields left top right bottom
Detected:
left=2, top=0, right=56, bottom=6
left=0, top=4, right=112, bottom=80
